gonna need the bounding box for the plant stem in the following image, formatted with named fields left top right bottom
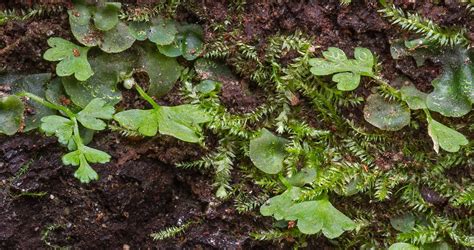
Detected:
left=72, top=117, right=84, bottom=148
left=18, top=92, right=75, bottom=118
left=135, top=84, right=160, bottom=110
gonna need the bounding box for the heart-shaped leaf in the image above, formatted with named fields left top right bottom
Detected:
left=260, top=187, right=302, bottom=220
left=261, top=189, right=356, bottom=238
left=286, top=199, right=356, bottom=238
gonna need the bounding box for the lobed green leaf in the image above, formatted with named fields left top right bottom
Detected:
left=43, top=37, right=93, bottom=81
left=309, top=47, right=374, bottom=91
left=427, top=118, right=468, bottom=153
left=76, top=98, right=115, bottom=130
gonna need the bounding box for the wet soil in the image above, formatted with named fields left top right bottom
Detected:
left=1, top=0, right=472, bottom=248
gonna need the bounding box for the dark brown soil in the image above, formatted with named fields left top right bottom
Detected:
left=1, top=0, right=471, bottom=248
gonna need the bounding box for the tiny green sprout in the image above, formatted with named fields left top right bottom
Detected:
left=43, top=37, right=93, bottom=81
left=123, top=77, right=136, bottom=90
left=309, top=47, right=375, bottom=91
left=18, top=92, right=114, bottom=183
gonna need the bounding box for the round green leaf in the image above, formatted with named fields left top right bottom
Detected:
left=390, top=213, right=416, bottom=232
left=0, top=95, right=24, bottom=135
left=157, top=35, right=183, bottom=57
left=93, top=2, right=121, bottom=31
left=249, top=128, right=289, bottom=174
left=363, top=94, right=410, bottom=131
left=68, top=4, right=91, bottom=26
left=68, top=6, right=101, bottom=47
left=147, top=18, right=177, bottom=46
left=181, top=32, right=203, bottom=60
left=196, top=80, right=220, bottom=94
left=135, top=43, right=182, bottom=97
left=100, top=22, right=136, bottom=53
left=129, top=21, right=150, bottom=41
left=389, top=243, right=419, bottom=250
left=70, top=22, right=101, bottom=47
